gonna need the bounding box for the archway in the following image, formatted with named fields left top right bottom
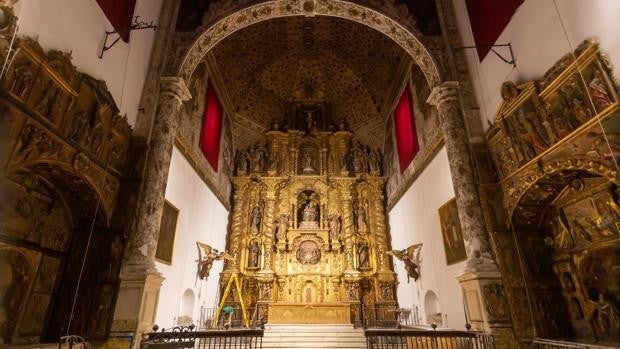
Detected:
left=424, top=290, right=441, bottom=325
left=507, top=166, right=620, bottom=343
left=179, top=289, right=196, bottom=325
left=175, top=0, right=441, bottom=87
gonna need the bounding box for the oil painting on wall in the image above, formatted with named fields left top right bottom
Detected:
left=155, top=201, right=179, bottom=264
left=438, top=198, right=467, bottom=265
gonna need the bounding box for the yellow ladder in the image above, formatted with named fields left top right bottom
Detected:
left=212, top=273, right=250, bottom=328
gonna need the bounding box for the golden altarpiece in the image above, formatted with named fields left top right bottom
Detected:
left=0, top=35, right=133, bottom=345
left=219, top=110, right=398, bottom=324
left=479, top=40, right=620, bottom=345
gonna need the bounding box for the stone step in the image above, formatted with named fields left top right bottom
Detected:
left=262, top=324, right=367, bottom=349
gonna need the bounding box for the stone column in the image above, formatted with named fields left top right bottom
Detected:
left=111, top=77, right=191, bottom=343
left=427, top=81, right=496, bottom=272
left=428, top=82, right=516, bottom=345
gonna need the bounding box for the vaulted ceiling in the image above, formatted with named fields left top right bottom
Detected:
left=205, top=16, right=412, bottom=149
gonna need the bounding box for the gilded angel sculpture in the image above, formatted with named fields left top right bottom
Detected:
left=388, top=243, right=423, bottom=283
left=196, top=242, right=235, bottom=280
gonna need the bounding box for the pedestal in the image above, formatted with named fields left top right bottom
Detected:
left=457, top=270, right=518, bottom=348
left=110, top=270, right=164, bottom=347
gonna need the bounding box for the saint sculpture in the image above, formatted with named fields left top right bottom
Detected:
left=388, top=243, right=423, bottom=282
left=196, top=242, right=234, bottom=280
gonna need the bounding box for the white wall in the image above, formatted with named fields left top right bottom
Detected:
left=389, top=147, right=467, bottom=330
left=16, top=0, right=163, bottom=126
left=155, top=146, right=229, bottom=328
left=452, top=0, right=620, bottom=127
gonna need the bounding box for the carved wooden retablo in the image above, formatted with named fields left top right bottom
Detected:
left=219, top=110, right=398, bottom=324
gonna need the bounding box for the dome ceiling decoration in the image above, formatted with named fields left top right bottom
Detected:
left=205, top=16, right=412, bottom=149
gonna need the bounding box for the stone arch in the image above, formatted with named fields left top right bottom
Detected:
left=176, top=0, right=441, bottom=88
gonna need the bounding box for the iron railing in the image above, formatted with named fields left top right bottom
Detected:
left=141, top=325, right=264, bottom=349
left=365, top=328, right=495, bottom=349
left=534, top=338, right=619, bottom=349
left=199, top=306, right=263, bottom=330
left=362, top=306, right=421, bottom=328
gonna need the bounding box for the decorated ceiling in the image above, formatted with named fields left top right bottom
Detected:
left=206, top=16, right=413, bottom=149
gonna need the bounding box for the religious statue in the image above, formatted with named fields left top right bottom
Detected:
left=252, top=146, right=266, bottom=172
left=302, top=201, right=318, bottom=223
left=328, top=214, right=341, bottom=241
left=588, top=70, right=613, bottom=110
left=268, top=152, right=279, bottom=173
left=236, top=150, right=248, bottom=175
left=10, top=63, right=33, bottom=98
left=248, top=240, right=261, bottom=268
left=357, top=241, right=370, bottom=269
left=368, top=149, right=381, bottom=174
left=351, top=142, right=366, bottom=172
left=249, top=206, right=262, bottom=234
left=276, top=214, right=289, bottom=241
left=301, top=149, right=315, bottom=173
left=196, top=242, right=234, bottom=280
left=594, top=293, right=619, bottom=338
left=355, top=203, right=368, bottom=233
left=388, top=243, right=423, bottom=282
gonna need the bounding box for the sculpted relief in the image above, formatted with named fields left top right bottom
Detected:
left=485, top=40, right=620, bottom=344
left=0, top=37, right=131, bottom=344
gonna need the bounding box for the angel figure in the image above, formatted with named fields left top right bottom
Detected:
left=388, top=243, right=423, bottom=283
left=196, top=242, right=234, bottom=280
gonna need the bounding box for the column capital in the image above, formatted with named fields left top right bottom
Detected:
left=159, top=76, right=192, bottom=103
left=427, top=81, right=460, bottom=107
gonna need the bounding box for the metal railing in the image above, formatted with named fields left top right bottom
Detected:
left=362, top=306, right=421, bottom=328
left=534, top=338, right=619, bottom=349
left=365, top=328, right=495, bottom=349
left=141, top=325, right=264, bottom=349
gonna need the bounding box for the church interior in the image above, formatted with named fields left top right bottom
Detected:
left=0, top=0, right=619, bottom=348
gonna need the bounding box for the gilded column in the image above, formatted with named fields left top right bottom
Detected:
left=428, top=82, right=515, bottom=344
left=112, top=77, right=191, bottom=344
left=369, top=181, right=390, bottom=273
left=427, top=81, right=497, bottom=272
left=260, top=181, right=278, bottom=274
left=339, top=182, right=356, bottom=273
left=226, top=179, right=248, bottom=272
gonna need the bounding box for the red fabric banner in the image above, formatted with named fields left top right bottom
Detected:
left=465, top=0, right=524, bottom=60
left=96, top=0, right=137, bottom=42
left=200, top=83, right=223, bottom=172
left=394, top=85, right=419, bottom=173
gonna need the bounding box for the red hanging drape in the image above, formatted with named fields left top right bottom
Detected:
left=200, top=83, right=224, bottom=172
left=465, top=0, right=524, bottom=60
left=96, top=0, right=137, bottom=42
left=394, top=85, right=419, bottom=173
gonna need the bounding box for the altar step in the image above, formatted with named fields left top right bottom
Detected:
left=263, top=324, right=367, bottom=348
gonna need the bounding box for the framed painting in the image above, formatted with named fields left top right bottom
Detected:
left=155, top=200, right=179, bottom=264
left=438, top=198, right=467, bottom=265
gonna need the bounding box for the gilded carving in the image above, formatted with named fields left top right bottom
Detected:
left=222, top=122, right=397, bottom=323
left=484, top=41, right=620, bottom=343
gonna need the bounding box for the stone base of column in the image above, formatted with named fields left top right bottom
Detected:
left=457, top=270, right=518, bottom=349
left=110, top=269, right=164, bottom=348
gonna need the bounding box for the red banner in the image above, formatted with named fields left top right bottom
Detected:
left=200, top=83, right=224, bottom=172
left=96, top=0, right=137, bottom=42
left=394, top=85, right=419, bottom=173
left=465, top=0, right=524, bottom=60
